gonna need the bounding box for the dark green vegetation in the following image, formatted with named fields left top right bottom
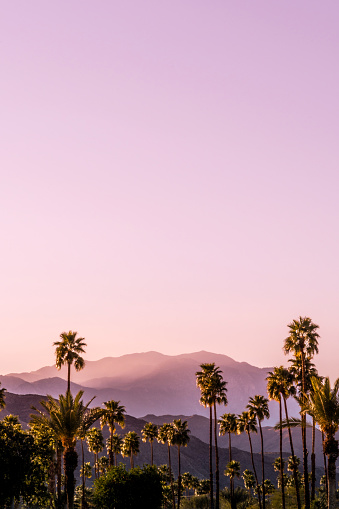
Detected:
left=0, top=318, right=339, bottom=509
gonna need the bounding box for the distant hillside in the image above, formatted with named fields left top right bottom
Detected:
left=2, top=351, right=300, bottom=424
left=1, top=393, right=314, bottom=486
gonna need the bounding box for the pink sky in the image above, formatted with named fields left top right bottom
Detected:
left=1, top=1, right=338, bottom=378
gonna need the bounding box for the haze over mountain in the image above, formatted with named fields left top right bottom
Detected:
left=2, top=351, right=300, bottom=424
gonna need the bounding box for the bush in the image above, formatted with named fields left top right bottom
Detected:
left=93, top=464, right=162, bottom=509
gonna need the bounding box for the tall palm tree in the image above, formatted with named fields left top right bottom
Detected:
left=219, top=413, right=237, bottom=462
left=267, top=367, right=287, bottom=509
left=172, top=419, right=191, bottom=509
left=100, top=400, right=126, bottom=467
left=54, top=330, right=87, bottom=393
left=141, top=422, right=158, bottom=466
left=283, top=316, right=320, bottom=509
left=86, top=427, right=104, bottom=479
left=289, top=356, right=319, bottom=501
left=219, top=413, right=237, bottom=502
left=267, top=366, right=301, bottom=509
left=237, top=411, right=261, bottom=508
left=31, top=390, right=100, bottom=509
left=247, top=395, right=269, bottom=509
left=158, top=423, right=176, bottom=509
left=303, top=377, right=339, bottom=509
left=196, top=363, right=228, bottom=509
left=122, top=431, right=140, bottom=469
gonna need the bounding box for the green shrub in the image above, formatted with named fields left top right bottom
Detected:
left=92, top=464, right=162, bottom=509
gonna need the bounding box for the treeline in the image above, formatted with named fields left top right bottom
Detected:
left=0, top=316, right=338, bottom=509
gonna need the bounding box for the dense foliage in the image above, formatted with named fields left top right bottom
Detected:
left=92, top=464, right=163, bottom=509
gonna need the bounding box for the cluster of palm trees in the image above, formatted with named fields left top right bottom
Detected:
left=30, top=330, right=193, bottom=509
left=2, top=317, right=339, bottom=509
left=195, top=317, right=339, bottom=509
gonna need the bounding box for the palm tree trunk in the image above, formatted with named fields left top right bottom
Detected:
left=283, top=396, right=301, bottom=509
left=279, top=398, right=286, bottom=509
left=311, top=416, right=316, bottom=501
left=130, top=451, right=134, bottom=469
left=322, top=431, right=328, bottom=500
left=301, top=351, right=310, bottom=509
left=57, top=446, right=62, bottom=509
left=109, top=430, right=114, bottom=467
left=258, top=421, right=265, bottom=509
left=64, top=447, right=78, bottom=509
left=229, top=432, right=234, bottom=507
left=247, top=430, right=262, bottom=509
left=168, top=443, right=175, bottom=509
left=214, top=404, right=220, bottom=509
left=67, top=362, right=71, bottom=394
left=151, top=440, right=154, bottom=466
left=209, top=406, right=214, bottom=509
left=177, top=445, right=181, bottom=509
left=326, top=438, right=338, bottom=509
left=81, top=439, right=86, bottom=509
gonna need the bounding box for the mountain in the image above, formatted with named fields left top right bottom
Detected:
left=2, top=350, right=300, bottom=424
left=1, top=392, right=324, bottom=485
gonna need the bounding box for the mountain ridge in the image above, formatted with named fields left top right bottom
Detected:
left=1, top=350, right=299, bottom=424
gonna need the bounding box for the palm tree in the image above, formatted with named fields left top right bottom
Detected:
left=0, top=383, right=6, bottom=411
left=54, top=330, right=87, bottom=393
left=302, top=376, right=339, bottom=509
left=78, top=407, right=104, bottom=509
left=224, top=461, right=241, bottom=509
left=267, top=366, right=301, bottom=509
left=283, top=316, right=320, bottom=509
left=242, top=469, right=256, bottom=496
left=100, top=400, right=126, bottom=467
left=172, top=419, right=191, bottom=509
left=158, top=423, right=176, bottom=509
left=141, top=422, right=158, bottom=466
left=86, top=427, right=104, bottom=479
left=289, top=356, right=319, bottom=501
left=122, top=431, right=140, bottom=468
left=219, top=413, right=237, bottom=501
left=267, top=367, right=287, bottom=509
left=80, top=462, right=92, bottom=487
left=247, top=396, right=269, bottom=509
left=196, top=363, right=228, bottom=509
left=97, top=455, right=109, bottom=476
left=31, top=390, right=100, bottom=509
left=237, top=411, right=261, bottom=509
left=106, top=434, right=123, bottom=466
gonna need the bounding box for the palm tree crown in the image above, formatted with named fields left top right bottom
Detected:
left=283, top=316, right=320, bottom=359
left=54, top=330, right=87, bottom=393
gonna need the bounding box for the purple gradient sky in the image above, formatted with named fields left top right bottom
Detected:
left=1, top=1, right=338, bottom=377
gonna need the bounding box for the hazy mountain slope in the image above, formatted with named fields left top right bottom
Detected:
left=2, top=392, right=325, bottom=483
left=2, top=351, right=300, bottom=423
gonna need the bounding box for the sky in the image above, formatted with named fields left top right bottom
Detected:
left=1, top=1, right=338, bottom=378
